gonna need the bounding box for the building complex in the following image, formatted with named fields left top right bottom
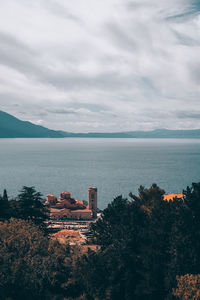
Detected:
left=44, top=186, right=97, bottom=220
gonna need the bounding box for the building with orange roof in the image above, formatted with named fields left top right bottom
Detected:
left=163, top=193, right=184, bottom=202
left=44, top=187, right=98, bottom=220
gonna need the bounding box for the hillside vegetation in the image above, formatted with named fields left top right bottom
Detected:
left=0, top=183, right=200, bottom=299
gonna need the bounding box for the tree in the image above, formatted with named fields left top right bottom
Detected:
left=165, top=183, right=200, bottom=296
left=73, top=195, right=148, bottom=300
left=0, top=189, right=10, bottom=219
left=129, top=183, right=165, bottom=211
left=0, top=218, right=72, bottom=300
left=184, top=182, right=200, bottom=215
left=16, top=186, right=48, bottom=227
left=3, top=189, right=8, bottom=202
left=74, top=183, right=200, bottom=300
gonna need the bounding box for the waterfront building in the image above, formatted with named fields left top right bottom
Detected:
left=163, top=193, right=184, bottom=201
left=44, top=187, right=98, bottom=220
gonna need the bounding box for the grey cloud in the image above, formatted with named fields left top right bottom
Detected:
left=0, top=92, right=23, bottom=104
left=0, top=32, right=35, bottom=55
left=166, top=11, right=199, bottom=22
left=173, top=30, right=200, bottom=46
left=190, top=65, right=200, bottom=84
left=70, top=103, right=107, bottom=112
left=19, top=110, right=48, bottom=117
left=43, top=0, right=83, bottom=24
left=105, top=23, right=138, bottom=52
left=0, top=0, right=199, bottom=132
left=46, top=106, right=115, bottom=117
left=47, top=108, right=78, bottom=115
left=126, top=1, right=154, bottom=11
left=0, top=31, right=41, bottom=77
left=191, top=0, right=200, bottom=12
left=177, top=112, right=200, bottom=119
left=165, top=0, right=200, bottom=21
left=44, top=72, right=131, bottom=91
left=0, top=31, right=132, bottom=93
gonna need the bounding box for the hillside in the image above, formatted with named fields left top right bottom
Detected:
left=0, top=110, right=200, bottom=138
left=70, top=129, right=200, bottom=138
left=0, top=110, right=65, bottom=138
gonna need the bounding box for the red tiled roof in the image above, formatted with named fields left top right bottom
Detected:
left=164, top=193, right=184, bottom=201
left=70, top=209, right=92, bottom=213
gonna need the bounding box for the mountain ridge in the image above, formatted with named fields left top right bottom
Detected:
left=0, top=110, right=200, bottom=138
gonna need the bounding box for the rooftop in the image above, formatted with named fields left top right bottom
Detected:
left=164, top=193, right=184, bottom=201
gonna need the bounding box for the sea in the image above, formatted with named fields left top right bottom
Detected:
left=0, top=138, right=200, bottom=209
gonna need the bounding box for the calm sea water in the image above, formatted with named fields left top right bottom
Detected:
left=0, top=138, right=200, bottom=209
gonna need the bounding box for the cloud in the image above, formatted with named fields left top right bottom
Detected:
left=42, top=0, right=84, bottom=24
left=48, top=108, right=78, bottom=115
left=0, top=0, right=199, bottom=132
left=177, top=112, right=200, bottom=119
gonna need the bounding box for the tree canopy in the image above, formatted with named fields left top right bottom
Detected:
left=72, top=182, right=200, bottom=300
left=0, top=186, right=49, bottom=229
left=0, top=218, right=73, bottom=300
left=1, top=183, right=200, bottom=299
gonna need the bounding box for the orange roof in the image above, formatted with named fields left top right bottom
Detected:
left=88, top=186, right=97, bottom=191
left=76, top=200, right=84, bottom=205
left=52, top=229, right=84, bottom=240
left=81, top=245, right=101, bottom=253
left=50, top=208, right=70, bottom=213
left=52, top=229, right=84, bottom=244
left=164, top=193, right=184, bottom=201
left=70, top=209, right=92, bottom=213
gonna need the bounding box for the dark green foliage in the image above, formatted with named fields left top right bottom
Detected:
left=16, top=186, right=48, bottom=225
left=73, top=183, right=200, bottom=300
left=1, top=183, right=200, bottom=299
left=0, top=189, right=10, bottom=219
left=0, top=218, right=72, bottom=300
left=73, top=195, right=149, bottom=300
left=166, top=183, right=200, bottom=295
left=0, top=186, right=48, bottom=230
left=3, top=189, right=8, bottom=202
left=184, top=182, right=200, bottom=217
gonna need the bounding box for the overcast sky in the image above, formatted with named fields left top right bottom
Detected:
left=0, top=0, right=200, bottom=132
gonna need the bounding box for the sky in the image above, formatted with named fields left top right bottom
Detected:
left=0, top=0, right=200, bottom=132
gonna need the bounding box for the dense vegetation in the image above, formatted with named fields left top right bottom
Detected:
left=0, top=186, right=48, bottom=229
left=0, top=219, right=74, bottom=299
left=0, top=183, right=200, bottom=299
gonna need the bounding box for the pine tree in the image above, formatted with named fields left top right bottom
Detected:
left=0, top=189, right=10, bottom=219
left=3, top=189, right=8, bottom=202
left=17, top=186, right=48, bottom=227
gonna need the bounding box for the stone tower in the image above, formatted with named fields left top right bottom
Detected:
left=88, top=186, right=97, bottom=218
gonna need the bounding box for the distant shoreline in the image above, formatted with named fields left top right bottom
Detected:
left=1, top=110, right=200, bottom=139
left=1, top=135, right=200, bottom=139
left=1, top=138, right=200, bottom=139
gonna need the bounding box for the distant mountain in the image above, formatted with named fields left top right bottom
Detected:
left=0, top=110, right=65, bottom=138
left=0, top=110, right=200, bottom=138
left=68, top=129, right=200, bottom=138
